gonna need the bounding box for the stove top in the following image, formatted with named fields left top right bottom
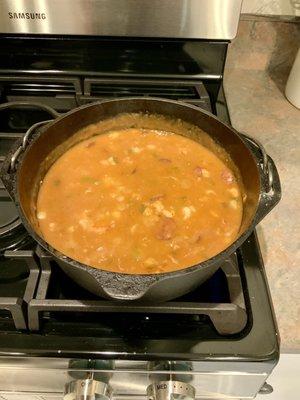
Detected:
left=0, top=79, right=279, bottom=364
left=0, top=30, right=280, bottom=399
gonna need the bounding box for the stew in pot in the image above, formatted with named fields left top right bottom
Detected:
left=36, top=127, right=243, bottom=274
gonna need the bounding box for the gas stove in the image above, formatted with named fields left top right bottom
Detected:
left=0, top=1, right=279, bottom=399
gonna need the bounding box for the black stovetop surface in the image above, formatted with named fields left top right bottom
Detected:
left=0, top=37, right=279, bottom=363
left=0, top=36, right=226, bottom=78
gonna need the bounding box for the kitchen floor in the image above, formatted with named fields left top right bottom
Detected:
left=224, top=16, right=300, bottom=353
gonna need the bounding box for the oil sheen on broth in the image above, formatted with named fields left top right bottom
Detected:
left=36, top=128, right=243, bottom=274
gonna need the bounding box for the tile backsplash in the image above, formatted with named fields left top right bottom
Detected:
left=242, top=0, right=300, bottom=16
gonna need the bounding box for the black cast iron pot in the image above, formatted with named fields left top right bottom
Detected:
left=0, top=98, right=281, bottom=302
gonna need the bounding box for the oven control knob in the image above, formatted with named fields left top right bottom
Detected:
left=64, top=379, right=112, bottom=400
left=147, top=381, right=195, bottom=400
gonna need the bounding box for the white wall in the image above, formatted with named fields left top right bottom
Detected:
left=241, top=0, right=300, bottom=15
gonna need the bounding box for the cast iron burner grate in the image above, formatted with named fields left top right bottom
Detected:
left=28, top=247, right=247, bottom=334
left=0, top=250, right=39, bottom=330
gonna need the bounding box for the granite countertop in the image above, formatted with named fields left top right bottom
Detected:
left=224, top=17, right=300, bottom=351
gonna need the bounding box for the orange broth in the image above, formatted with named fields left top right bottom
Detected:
left=36, top=128, right=243, bottom=274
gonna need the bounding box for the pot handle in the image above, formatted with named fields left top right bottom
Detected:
left=9, top=120, right=52, bottom=172
left=1, top=119, right=52, bottom=202
left=0, top=102, right=60, bottom=173
left=98, top=274, right=159, bottom=301
left=0, top=102, right=59, bottom=202
left=241, top=133, right=281, bottom=223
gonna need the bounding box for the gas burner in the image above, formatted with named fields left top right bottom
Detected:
left=0, top=255, right=28, bottom=285
left=0, top=183, right=32, bottom=253
left=0, top=212, right=31, bottom=253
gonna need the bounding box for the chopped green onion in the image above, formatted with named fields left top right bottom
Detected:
left=53, top=179, right=61, bottom=187
left=139, top=203, right=146, bottom=214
